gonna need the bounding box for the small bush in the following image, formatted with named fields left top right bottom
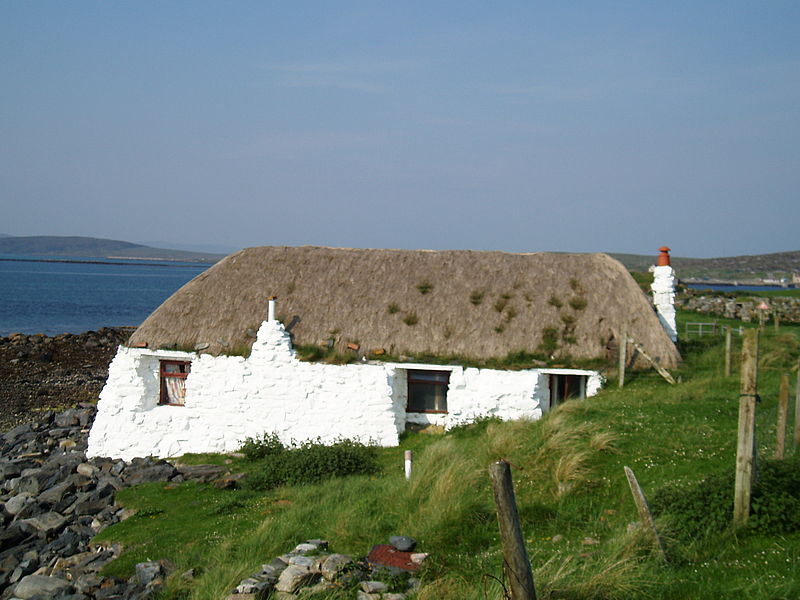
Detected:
left=548, top=296, right=562, bottom=309
left=387, top=303, right=400, bottom=314
left=568, top=296, right=587, bottom=310
left=494, top=298, right=508, bottom=313
left=403, top=312, right=418, bottom=326
left=417, top=281, right=433, bottom=295
left=560, top=313, right=576, bottom=326
left=239, top=432, right=285, bottom=460
left=469, top=290, right=484, bottom=306
left=539, top=327, right=560, bottom=354
left=245, top=438, right=379, bottom=491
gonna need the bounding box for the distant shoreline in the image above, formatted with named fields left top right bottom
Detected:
left=0, top=256, right=212, bottom=268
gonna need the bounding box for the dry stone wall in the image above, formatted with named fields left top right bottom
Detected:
left=676, top=294, right=800, bottom=323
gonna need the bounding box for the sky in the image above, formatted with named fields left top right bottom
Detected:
left=2, top=2, right=799, bottom=258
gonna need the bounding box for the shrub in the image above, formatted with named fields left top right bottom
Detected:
left=387, top=303, right=400, bottom=314
left=239, top=432, right=285, bottom=460
left=539, top=327, right=560, bottom=354
left=417, top=281, right=433, bottom=295
left=548, top=296, right=562, bottom=309
left=469, top=290, right=484, bottom=306
left=403, top=312, right=418, bottom=326
left=568, top=296, right=587, bottom=310
left=245, top=438, right=379, bottom=491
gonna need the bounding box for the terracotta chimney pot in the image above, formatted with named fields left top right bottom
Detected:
left=657, top=247, right=671, bottom=267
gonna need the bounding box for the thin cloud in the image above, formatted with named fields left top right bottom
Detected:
left=275, top=78, right=388, bottom=94
left=265, top=59, right=418, bottom=75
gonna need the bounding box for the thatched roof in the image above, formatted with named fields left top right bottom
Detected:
left=128, top=246, right=681, bottom=368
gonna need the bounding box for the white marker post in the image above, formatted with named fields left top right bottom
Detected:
left=404, top=450, right=413, bottom=480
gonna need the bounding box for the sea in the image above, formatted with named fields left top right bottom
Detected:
left=686, top=283, right=792, bottom=293
left=0, top=255, right=211, bottom=337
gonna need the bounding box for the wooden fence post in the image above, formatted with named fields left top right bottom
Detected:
left=623, top=467, right=667, bottom=562
left=775, top=374, right=790, bottom=459
left=618, top=324, right=627, bottom=389
left=724, top=326, right=732, bottom=377
left=734, top=329, right=759, bottom=528
left=489, top=461, right=537, bottom=600
left=795, top=364, right=800, bottom=448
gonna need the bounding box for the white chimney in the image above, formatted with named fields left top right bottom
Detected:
left=651, top=247, right=677, bottom=342
left=267, top=296, right=277, bottom=323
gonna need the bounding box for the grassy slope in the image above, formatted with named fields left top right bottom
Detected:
left=93, top=312, right=800, bottom=599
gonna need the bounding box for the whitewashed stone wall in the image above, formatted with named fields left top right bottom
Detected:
left=88, top=320, right=602, bottom=460
left=651, top=265, right=678, bottom=341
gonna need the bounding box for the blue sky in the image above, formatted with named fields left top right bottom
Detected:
left=2, top=2, right=798, bottom=257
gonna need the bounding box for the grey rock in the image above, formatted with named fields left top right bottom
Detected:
left=275, top=565, right=320, bottom=593
left=123, top=463, right=177, bottom=486
left=361, top=580, right=388, bottom=593
left=76, top=463, right=97, bottom=478
left=175, top=464, right=227, bottom=482
left=389, top=536, right=417, bottom=552
left=135, top=560, right=166, bottom=587
left=303, top=539, right=328, bottom=551
left=287, top=555, right=315, bottom=568
left=39, top=480, right=76, bottom=506
left=262, top=557, right=289, bottom=576
left=13, top=574, right=73, bottom=599
left=16, top=474, right=46, bottom=495
left=74, top=499, right=109, bottom=516
left=21, top=511, right=68, bottom=535
left=5, top=492, right=34, bottom=516
left=319, top=554, right=353, bottom=581
left=293, top=542, right=318, bottom=555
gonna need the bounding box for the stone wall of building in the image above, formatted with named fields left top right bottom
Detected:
left=88, top=320, right=601, bottom=460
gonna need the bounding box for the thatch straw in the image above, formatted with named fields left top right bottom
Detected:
left=128, top=246, right=680, bottom=367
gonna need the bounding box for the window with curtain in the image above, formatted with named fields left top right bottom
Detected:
left=160, top=360, right=191, bottom=406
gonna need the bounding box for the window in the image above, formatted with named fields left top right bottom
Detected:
left=549, top=374, right=586, bottom=408
left=160, top=360, right=191, bottom=406
left=407, top=370, right=450, bottom=413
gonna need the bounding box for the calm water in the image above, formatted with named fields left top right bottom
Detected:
left=687, top=283, right=793, bottom=293
left=0, top=256, right=210, bottom=336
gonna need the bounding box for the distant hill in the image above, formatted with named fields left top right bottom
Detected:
left=1, top=236, right=797, bottom=280
left=610, top=250, right=800, bottom=281
left=0, top=236, right=225, bottom=263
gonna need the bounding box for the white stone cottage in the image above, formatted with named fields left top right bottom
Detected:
left=87, top=246, right=679, bottom=460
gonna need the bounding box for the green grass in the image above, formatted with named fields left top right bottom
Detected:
left=94, top=314, right=800, bottom=599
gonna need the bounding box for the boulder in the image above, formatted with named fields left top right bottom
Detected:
left=275, top=565, right=320, bottom=593
left=21, top=512, right=69, bottom=536
left=13, top=574, right=73, bottom=599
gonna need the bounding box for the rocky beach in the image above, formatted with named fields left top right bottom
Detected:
left=0, top=329, right=130, bottom=431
